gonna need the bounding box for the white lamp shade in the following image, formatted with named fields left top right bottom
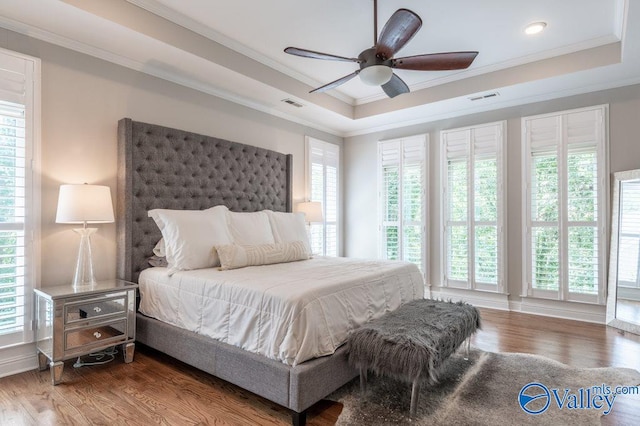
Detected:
left=296, top=201, right=323, bottom=223
left=56, top=184, right=115, bottom=224
left=359, top=65, right=393, bottom=86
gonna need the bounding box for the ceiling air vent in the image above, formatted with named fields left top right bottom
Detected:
left=469, top=92, right=499, bottom=102
left=281, top=98, right=304, bottom=108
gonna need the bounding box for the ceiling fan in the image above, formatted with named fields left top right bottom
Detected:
left=284, top=0, right=478, bottom=98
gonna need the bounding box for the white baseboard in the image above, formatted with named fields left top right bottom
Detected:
left=431, top=288, right=510, bottom=310
left=431, top=288, right=606, bottom=324
left=515, top=298, right=606, bottom=324
left=0, top=343, right=38, bottom=378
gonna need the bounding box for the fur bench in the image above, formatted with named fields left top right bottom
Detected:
left=346, top=298, right=481, bottom=417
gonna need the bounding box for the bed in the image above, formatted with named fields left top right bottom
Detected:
left=115, top=118, right=424, bottom=425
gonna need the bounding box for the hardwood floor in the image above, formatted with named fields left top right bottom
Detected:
left=1, top=308, right=639, bottom=425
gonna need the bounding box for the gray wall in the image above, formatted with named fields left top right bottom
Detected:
left=0, top=28, right=343, bottom=287
left=344, top=84, right=640, bottom=301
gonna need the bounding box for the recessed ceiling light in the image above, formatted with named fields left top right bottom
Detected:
left=525, top=22, right=547, bottom=35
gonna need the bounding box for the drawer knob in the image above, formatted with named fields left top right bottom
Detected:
left=93, top=331, right=102, bottom=339
left=93, top=307, right=102, bottom=313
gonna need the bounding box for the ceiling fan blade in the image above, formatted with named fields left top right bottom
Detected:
left=284, top=47, right=360, bottom=63
left=381, top=73, right=410, bottom=98
left=392, top=51, right=479, bottom=70
left=310, top=71, right=360, bottom=93
left=376, top=9, right=422, bottom=60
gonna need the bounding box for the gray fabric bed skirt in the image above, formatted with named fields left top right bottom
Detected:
left=136, top=313, right=359, bottom=412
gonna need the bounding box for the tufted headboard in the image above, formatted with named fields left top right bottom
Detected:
left=116, top=118, right=293, bottom=283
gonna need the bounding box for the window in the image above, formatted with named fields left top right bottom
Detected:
left=306, top=137, right=339, bottom=256
left=378, top=135, right=428, bottom=272
left=523, top=105, right=607, bottom=303
left=0, top=48, right=40, bottom=348
left=441, top=122, right=505, bottom=292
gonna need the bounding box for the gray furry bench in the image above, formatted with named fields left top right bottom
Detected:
left=346, top=298, right=481, bottom=417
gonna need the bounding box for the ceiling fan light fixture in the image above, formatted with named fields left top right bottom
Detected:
left=525, top=21, right=547, bottom=35
left=284, top=3, right=477, bottom=97
left=359, top=65, right=393, bottom=86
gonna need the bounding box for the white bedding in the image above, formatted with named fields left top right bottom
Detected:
left=139, top=256, right=424, bottom=365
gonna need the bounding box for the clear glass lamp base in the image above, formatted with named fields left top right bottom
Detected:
left=72, top=228, right=97, bottom=289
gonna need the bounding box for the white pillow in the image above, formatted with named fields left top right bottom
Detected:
left=216, top=241, right=309, bottom=271
left=148, top=205, right=231, bottom=274
left=265, top=210, right=311, bottom=254
left=226, top=210, right=275, bottom=245
left=152, top=238, right=166, bottom=257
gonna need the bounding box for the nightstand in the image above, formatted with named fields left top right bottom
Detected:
left=34, top=279, right=138, bottom=385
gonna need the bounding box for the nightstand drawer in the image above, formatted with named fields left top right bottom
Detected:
left=65, top=294, right=127, bottom=325
left=65, top=319, right=127, bottom=351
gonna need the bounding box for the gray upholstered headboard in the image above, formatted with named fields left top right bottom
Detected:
left=116, top=118, right=293, bottom=283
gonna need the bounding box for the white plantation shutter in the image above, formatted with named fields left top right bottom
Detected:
left=566, top=110, right=600, bottom=296
left=442, top=122, right=505, bottom=292
left=473, top=126, right=500, bottom=286
left=523, top=106, right=606, bottom=303
left=306, top=137, right=339, bottom=256
left=528, top=115, right=560, bottom=293
left=380, top=141, right=400, bottom=260
left=444, top=130, right=469, bottom=282
left=401, top=141, right=425, bottom=267
left=0, top=49, right=39, bottom=348
left=378, top=135, right=427, bottom=272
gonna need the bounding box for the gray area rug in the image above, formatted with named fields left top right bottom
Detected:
left=328, top=349, right=640, bottom=425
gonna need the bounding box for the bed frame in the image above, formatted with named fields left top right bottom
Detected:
left=115, top=118, right=357, bottom=425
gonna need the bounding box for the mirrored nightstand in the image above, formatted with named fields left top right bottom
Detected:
left=34, top=279, right=138, bottom=385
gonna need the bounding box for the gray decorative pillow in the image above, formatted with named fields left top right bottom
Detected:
left=147, top=255, right=168, bottom=268
left=216, top=241, right=310, bottom=270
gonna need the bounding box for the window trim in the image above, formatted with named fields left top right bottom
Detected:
left=440, top=121, right=507, bottom=293
left=0, top=47, right=41, bottom=349
left=521, top=105, right=608, bottom=305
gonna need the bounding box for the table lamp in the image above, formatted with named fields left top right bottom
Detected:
left=296, top=201, right=323, bottom=254
left=56, top=184, right=114, bottom=288
left=296, top=201, right=323, bottom=224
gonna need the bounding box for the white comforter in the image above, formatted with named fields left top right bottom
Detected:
left=139, top=256, right=424, bottom=365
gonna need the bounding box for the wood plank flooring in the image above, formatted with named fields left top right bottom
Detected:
left=1, top=308, right=639, bottom=425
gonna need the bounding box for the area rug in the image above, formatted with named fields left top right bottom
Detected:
left=327, top=349, right=640, bottom=425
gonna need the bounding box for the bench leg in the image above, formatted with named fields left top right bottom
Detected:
left=410, top=377, right=421, bottom=418
left=359, top=368, right=367, bottom=394
left=464, top=337, right=471, bottom=360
